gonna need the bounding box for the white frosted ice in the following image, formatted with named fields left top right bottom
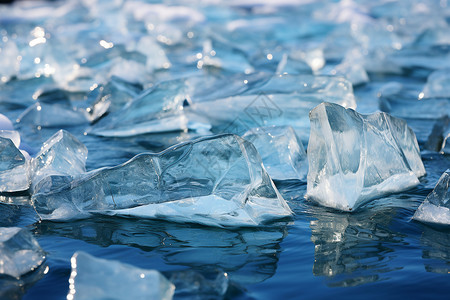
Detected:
left=242, top=126, right=307, bottom=181
left=0, top=137, right=31, bottom=192
left=422, top=68, right=450, bottom=98
left=306, top=102, right=425, bottom=211
left=414, top=170, right=450, bottom=225
left=67, top=251, right=174, bottom=300
left=0, top=227, right=45, bottom=278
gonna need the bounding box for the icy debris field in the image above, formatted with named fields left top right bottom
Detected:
left=0, top=0, right=450, bottom=299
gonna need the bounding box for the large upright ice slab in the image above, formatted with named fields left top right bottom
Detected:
left=306, top=103, right=425, bottom=212
left=0, top=227, right=45, bottom=278
left=32, top=134, right=292, bottom=227
left=242, top=126, right=307, bottom=181
left=31, top=130, right=87, bottom=193
left=413, top=170, right=450, bottom=225
left=0, top=137, right=30, bottom=192
left=67, top=251, right=174, bottom=300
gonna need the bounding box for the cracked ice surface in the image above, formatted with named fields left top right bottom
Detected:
left=306, top=102, right=425, bottom=212
left=414, top=170, right=450, bottom=225
left=32, top=134, right=292, bottom=227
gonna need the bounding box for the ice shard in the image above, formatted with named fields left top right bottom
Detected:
left=422, top=69, right=450, bottom=98
left=242, top=126, right=307, bottom=181
left=32, top=134, right=292, bottom=227
left=31, top=130, right=87, bottom=193
left=306, top=102, right=425, bottom=212
left=0, top=227, right=45, bottom=278
left=0, top=136, right=30, bottom=192
left=413, top=170, right=450, bottom=226
left=89, top=79, right=191, bottom=137
left=191, top=74, right=356, bottom=143
left=67, top=251, right=174, bottom=300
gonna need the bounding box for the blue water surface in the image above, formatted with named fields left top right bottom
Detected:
left=0, top=0, right=450, bottom=299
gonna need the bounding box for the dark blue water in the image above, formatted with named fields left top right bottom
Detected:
left=1, top=0, right=450, bottom=299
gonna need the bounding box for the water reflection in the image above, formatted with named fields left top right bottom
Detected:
left=309, top=206, right=404, bottom=287
left=0, top=264, right=48, bottom=300
left=35, top=217, right=287, bottom=285
left=420, top=225, right=450, bottom=274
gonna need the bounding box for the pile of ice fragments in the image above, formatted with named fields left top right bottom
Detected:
left=0, top=0, right=449, bottom=298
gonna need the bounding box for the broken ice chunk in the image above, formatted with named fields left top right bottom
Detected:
left=67, top=251, right=174, bottom=300
left=0, top=137, right=30, bottom=192
left=242, top=126, right=307, bottom=181
left=32, top=134, right=292, bottom=227
left=165, top=269, right=228, bottom=298
left=0, top=227, right=45, bottom=278
left=413, top=170, right=450, bottom=226
left=0, top=113, right=14, bottom=131
left=90, top=79, right=191, bottom=136
left=422, top=68, right=450, bottom=98
left=191, top=75, right=356, bottom=144
left=31, top=130, right=87, bottom=193
left=306, top=103, right=425, bottom=212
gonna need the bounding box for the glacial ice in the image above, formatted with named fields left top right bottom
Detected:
left=0, top=227, right=45, bottom=278
left=32, top=134, right=292, bottom=226
left=413, top=170, right=450, bottom=225
left=67, top=251, right=174, bottom=300
left=306, top=102, right=426, bottom=212
left=242, top=126, right=307, bottom=181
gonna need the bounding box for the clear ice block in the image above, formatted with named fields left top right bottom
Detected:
left=306, top=102, right=425, bottom=211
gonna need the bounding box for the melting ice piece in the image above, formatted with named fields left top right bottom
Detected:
left=32, top=134, right=292, bottom=227
left=31, top=130, right=87, bottom=193
left=306, top=102, right=425, bottom=212
left=67, top=251, right=174, bottom=300
left=0, top=227, right=45, bottom=278
left=413, top=170, right=450, bottom=225
left=0, top=137, right=30, bottom=192
left=242, top=126, right=307, bottom=181
left=191, top=74, right=356, bottom=144
left=90, top=79, right=191, bottom=137
left=422, top=68, right=450, bottom=98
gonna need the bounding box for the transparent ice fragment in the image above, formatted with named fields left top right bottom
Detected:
left=31, top=130, right=87, bottom=193
left=16, top=102, right=90, bottom=128
left=165, top=269, right=228, bottom=298
left=242, top=126, right=307, bottom=181
left=422, top=68, right=450, bottom=98
left=191, top=75, right=356, bottom=144
left=0, top=227, right=45, bottom=278
left=306, top=102, right=425, bottom=212
left=90, top=79, right=191, bottom=137
left=414, top=170, right=450, bottom=225
left=32, top=134, right=292, bottom=227
left=0, top=136, right=30, bottom=192
left=67, top=251, right=174, bottom=300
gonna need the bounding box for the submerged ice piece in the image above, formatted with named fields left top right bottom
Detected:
left=413, top=170, right=450, bottom=225
left=242, top=126, right=307, bottom=181
left=67, top=251, right=174, bottom=300
left=0, top=227, right=45, bottom=278
left=31, top=130, right=88, bottom=193
left=32, top=134, right=292, bottom=227
left=306, top=103, right=426, bottom=212
left=0, top=136, right=30, bottom=192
